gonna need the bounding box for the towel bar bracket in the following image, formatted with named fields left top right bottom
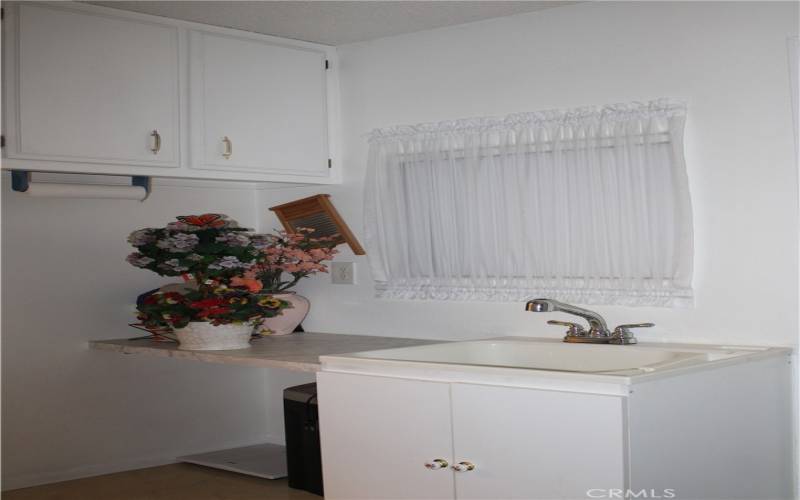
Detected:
left=131, top=176, right=151, bottom=200
left=11, top=170, right=29, bottom=192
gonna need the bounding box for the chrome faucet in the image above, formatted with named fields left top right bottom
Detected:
left=524, top=298, right=653, bottom=345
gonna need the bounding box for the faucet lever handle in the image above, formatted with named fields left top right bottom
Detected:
left=610, top=323, right=654, bottom=345
left=614, top=323, right=655, bottom=331
left=547, top=320, right=586, bottom=336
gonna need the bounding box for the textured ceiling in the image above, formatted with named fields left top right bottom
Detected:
left=88, top=1, right=577, bottom=45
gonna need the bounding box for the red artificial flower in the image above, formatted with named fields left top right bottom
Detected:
left=177, top=214, right=226, bottom=228
left=190, top=297, right=226, bottom=309
left=163, top=292, right=185, bottom=304
left=198, top=306, right=231, bottom=317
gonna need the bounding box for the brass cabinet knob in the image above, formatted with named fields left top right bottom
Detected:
left=150, top=130, right=161, bottom=154
left=452, top=461, right=475, bottom=472
left=222, top=136, right=232, bottom=159
left=424, top=459, right=449, bottom=470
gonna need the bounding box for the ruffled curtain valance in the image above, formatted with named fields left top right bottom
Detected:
left=364, top=99, right=694, bottom=306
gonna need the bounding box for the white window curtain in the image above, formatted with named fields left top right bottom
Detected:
left=364, top=99, right=693, bottom=307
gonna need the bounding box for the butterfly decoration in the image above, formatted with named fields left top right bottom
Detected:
left=176, top=213, right=226, bottom=228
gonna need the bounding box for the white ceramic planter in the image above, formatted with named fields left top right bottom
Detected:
left=174, top=322, right=253, bottom=351
left=258, top=292, right=310, bottom=336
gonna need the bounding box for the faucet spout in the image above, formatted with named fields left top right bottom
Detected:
left=526, top=298, right=651, bottom=345
left=524, top=298, right=610, bottom=336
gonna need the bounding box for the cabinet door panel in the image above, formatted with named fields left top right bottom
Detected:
left=318, top=372, right=455, bottom=500
left=191, top=31, right=329, bottom=176
left=452, top=384, right=625, bottom=500
left=11, top=4, right=179, bottom=166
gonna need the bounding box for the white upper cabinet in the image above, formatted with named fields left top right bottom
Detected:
left=4, top=3, right=180, bottom=168
left=190, top=30, right=330, bottom=177
left=1, top=2, right=340, bottom=184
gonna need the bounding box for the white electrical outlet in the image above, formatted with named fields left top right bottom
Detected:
left=331, top=261, right=355, bottom=285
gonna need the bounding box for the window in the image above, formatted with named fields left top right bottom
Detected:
left=364, top=99, right=693, bottom=306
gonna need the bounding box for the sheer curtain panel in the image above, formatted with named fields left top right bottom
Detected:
left=364, top=99, right=693, bottom=306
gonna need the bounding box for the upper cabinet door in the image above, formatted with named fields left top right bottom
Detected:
left=4, top=3, right=180, bottom=167
left=189, top=30, right=330, bottom=177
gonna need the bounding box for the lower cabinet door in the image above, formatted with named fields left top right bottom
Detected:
left=451, top=384, right=626, bottom=500
left=317, top=372, right=455, bottom=500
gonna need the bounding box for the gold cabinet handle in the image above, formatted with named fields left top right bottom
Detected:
left=424, top=459, right=449, bottom=470
left=452, top=461, right=475, bottom=472
left=150, top=130, right=161, bottom=154
left=222, top=136, right=232, bottom=159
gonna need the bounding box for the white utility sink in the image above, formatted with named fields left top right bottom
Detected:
left=342, top=337, right=762, bottom=375
left=318, top=337, right=792, bottom=500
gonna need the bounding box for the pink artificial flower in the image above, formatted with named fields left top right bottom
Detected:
left=299, top=262, right=318, bottom=272
left=309, top=248, right=327, bottom=260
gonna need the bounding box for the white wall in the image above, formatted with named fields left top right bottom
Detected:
left=3, top=0, right=797, bottom=491
left=263, top=1, right=800, bottom=348
left=0, top=176, right=313, bottom=490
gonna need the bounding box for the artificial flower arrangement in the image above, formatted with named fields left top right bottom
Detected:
left=250, top=227, right=339, bottom=292
left=127, top=214, right=289, bottom=331
left=135, top=288, right=285, bottom=330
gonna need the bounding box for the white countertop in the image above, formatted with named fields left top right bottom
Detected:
left=91, top=333, right=791, bottom=395
left=90, top=332, right=442, bottom=372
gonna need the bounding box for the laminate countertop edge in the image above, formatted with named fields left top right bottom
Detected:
left=89, top=331, right=442, bottom=372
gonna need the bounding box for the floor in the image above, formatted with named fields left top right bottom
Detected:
left=3, top=464, right=321, bottom=500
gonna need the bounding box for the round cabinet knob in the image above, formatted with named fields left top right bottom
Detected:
left=424, top=459, right=449, bottom=470
left=452, top=461, right=476, bottom=472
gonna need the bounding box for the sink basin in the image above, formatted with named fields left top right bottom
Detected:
left=321, top=337, right=786, bottom=393
left=347, top=338, right=752, bottom=375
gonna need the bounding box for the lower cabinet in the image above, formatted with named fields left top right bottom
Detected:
left=317, top=372, right=625, bottom=500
